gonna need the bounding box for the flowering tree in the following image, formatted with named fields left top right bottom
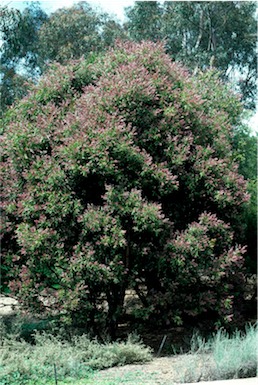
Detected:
left=1, top=41, right=249, bottom=336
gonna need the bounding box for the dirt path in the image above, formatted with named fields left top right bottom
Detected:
left=92, top=353, right=215, bottom=384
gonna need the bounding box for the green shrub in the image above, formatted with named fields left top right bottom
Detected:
left=0, top=329, right=152, bottom=385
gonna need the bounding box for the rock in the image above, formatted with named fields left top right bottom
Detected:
left=0, top=295, right=19, bottom=316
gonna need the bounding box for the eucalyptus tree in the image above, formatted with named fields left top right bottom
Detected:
left=125, top=1, right=257, bottom=109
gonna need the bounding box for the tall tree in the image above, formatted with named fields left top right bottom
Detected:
left=38, top=1, right=125, bottom=66
left=125, top=1, right=163, bottom=42
left=125, top=1, right=257, bottom=109
left=0, top=2, right=47, bottom=73
left=0, top=2, right=48, bottom=114
left=38, top=2, right=102, bottom=65
left=0, top=1, right=125, bottom=113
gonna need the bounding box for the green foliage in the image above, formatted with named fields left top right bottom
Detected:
left=0, top=2, right=125, bottom=113
left=0, top=321, right=152, bottom=385
left=125, top=1, right=163, bottom=42
left=232, top=122, right=257, bottom=181
left=37, top=2, right=124, bottom=66
left=0, top=2, right=47, bottom=71
left=0, top=3, right=48, bottom=114
left=0, top=67, right=32, bottom=118
left=1, top=41, right=249, bottom=335
left=243, top=179, right=257, bottom=273
left=125, top=1, right=257, bottom=109
left=231, top=122, right=257, bottom=273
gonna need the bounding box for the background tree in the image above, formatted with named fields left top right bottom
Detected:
left=38, top=1, right=124, bottom=66
left=0, top=65, right=32, bottom=116
left=125, top=1, right=257, bottom=109
left=1, top=42, right=249, bottom=337
left=0, top=2, right=48, bottom=114
left=0, top=1, right=125, bottom=114
left=0, top=2, right=47, bottom=73
left=125, top=1, right=163, bottom=42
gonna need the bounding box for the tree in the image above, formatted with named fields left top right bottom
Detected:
left=0, top=66, right=32, bottom=117
left=0, top=2, right=125, bottom=113
left=125, top=1, right=163, bottom=42
left=125, top=1, right=257, bottom=109
left=0, top=2, right=47, bottom=72
left=38, top=2, right=102, bottom=65
left=38, top=1, right=125, bottom=66
left=1, top=41, right=249, bottom=337
left=0, top=2, right=48, bottom=114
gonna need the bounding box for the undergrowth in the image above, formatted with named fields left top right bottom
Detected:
left=0, top=319, right=152, bottom=385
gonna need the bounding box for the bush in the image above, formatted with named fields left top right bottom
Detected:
left=1, top=41, right=249, bottom=335
left=0, top=325, right=152, bottom=385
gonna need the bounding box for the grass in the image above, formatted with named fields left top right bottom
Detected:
left=172, top=323, right=258, bottom=383
left=88, top=370, right=160, bottom=385
left=209, top=324, right=257, bottom=379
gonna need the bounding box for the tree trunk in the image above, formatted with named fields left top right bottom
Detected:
left=106, top=284, right=126, bottom=340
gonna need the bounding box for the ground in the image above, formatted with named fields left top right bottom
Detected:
left=91, top=354, right=214, bottom=384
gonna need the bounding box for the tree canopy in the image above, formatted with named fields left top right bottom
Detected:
left=0, top=2, right=47, bottom=114
left=38, top=1, right=124, bottom=66
left=0, top=1, right=124, bottom=113
left=1, top=41, right=250, bottom=336
left=125, top=1, right=257, bottom=109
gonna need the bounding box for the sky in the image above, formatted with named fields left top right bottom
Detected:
left=1, top=0, right=257, bottom=133
left=1, top=0, right=136, bottom=21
